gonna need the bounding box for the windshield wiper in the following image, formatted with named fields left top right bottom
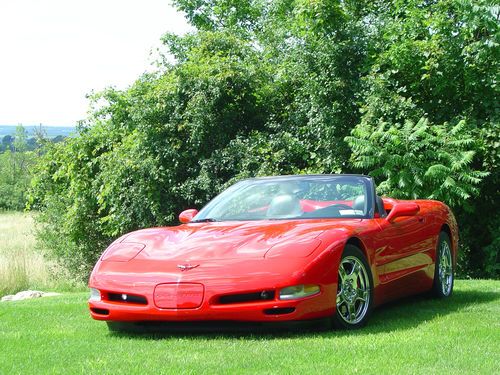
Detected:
left=190, top=218, right=218, bottom=223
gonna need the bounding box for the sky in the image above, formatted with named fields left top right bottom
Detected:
left=0, top=0, right=192, bottom=126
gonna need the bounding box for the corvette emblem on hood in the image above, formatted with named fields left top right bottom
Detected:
left=177, top=264, right=200, bottom=271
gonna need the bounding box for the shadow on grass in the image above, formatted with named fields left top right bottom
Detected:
left=359, top=288, right=499, bottom=335
left=108, top=288, right=499, bottom=340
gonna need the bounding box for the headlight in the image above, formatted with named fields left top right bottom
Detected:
left=279, top=284, right=320, bottom=300
left=89, top=288, right=101, bottom=302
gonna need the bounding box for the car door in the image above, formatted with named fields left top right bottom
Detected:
left=372, top=199, right=434, bottom=286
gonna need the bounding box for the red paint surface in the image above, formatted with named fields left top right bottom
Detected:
left=89, top=194, right=458, bottom=323
left=154, top=283, right=204, bottom=309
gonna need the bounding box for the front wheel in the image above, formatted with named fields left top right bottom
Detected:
left=332, top=244, right=374, bottom=329
left=432, top=232, right=454, bottom=298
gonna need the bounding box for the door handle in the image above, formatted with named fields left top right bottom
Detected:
left=418, top=217, right=425, bottom=223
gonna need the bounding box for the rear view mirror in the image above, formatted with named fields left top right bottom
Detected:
left=386, top=202, right=420, bottom=222
left=179, top=209, right=199, bottom=224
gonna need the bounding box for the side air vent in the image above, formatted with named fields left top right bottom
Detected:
left=90, top=308, right=110, bottom=315
left=218, top=290, right=275, bottom=304
left=107, top=293, right=148, bottom=305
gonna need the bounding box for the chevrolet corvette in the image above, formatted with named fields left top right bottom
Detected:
left=88, top=174, right=458, bottom=330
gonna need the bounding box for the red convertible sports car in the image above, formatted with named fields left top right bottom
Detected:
left=88, top=174, right=458, bottom=330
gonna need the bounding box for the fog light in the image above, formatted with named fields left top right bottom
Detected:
left=279, top=284, right=320, bottom=300
left=89, top=288, right=101, bottom=302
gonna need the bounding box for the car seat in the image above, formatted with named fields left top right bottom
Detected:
left=266, top=195, right=303, bottom=218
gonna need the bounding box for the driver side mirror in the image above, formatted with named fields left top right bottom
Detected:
left=385, top=202, right=420, bottom=222
left=179, top=209, right=199, bottom=224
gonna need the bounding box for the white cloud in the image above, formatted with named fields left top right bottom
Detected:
left=0, top=0, right=192, bottom=126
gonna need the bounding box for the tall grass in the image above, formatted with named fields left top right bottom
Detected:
left=0, top=212, right=81, bottom=296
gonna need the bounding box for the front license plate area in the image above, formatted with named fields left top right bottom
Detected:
left=154, top=283, right=204, bottom=309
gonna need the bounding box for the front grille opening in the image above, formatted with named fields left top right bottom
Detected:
left=107, top=293, right=148, bottom=305
left=218, top=290, right=275, bottom=305
left=91, top=308, right=109, bottom=315
left=263, top=307, right=295, bottom=315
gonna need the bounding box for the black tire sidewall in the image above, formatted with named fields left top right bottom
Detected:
left=332, top=244, right=374, bottom=330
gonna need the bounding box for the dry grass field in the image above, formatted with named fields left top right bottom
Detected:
left=0, top=212, right=79, bottom=296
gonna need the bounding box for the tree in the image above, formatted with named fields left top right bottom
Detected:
left=29, top=0, right=498, bottom=279
left=1, top=135, right=13, bottom=152
left=348, top=0, right=498, bottom=277
left=0, top=125, right=33, bottom=210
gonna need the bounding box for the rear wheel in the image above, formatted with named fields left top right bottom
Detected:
left=332, top=245, right=374, bottom=329
left=432, top=232, right=454, bottom=298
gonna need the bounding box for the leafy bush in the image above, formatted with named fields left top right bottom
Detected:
left=346, top=117, right=487, bottom=208
left=29, top=0, right=498, bottom=280
left=348, top=0, right=499, bottom=277
left=0, top=126, right=34, bottom=210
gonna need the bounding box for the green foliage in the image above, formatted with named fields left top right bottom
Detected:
left=173, top=0, right=261, bottom=32
left=29, top=32, right=274, bottom=277
left=347, top=0, right=499, bottom=278
left=30, top=0, right=498, bottom=279
left=346, top=117, right=487, bottom=208
left=0, top=125, right=34, bottom=210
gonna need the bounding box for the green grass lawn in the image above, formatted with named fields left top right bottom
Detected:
left=1, top=280, right=499, bottom=374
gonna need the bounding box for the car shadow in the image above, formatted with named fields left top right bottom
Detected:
left=345, top=288, right=499, bottom=337
left=107, top=289, right=499, bottom=340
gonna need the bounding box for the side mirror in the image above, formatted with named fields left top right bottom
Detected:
left=179, top=209, right=199, bottom=224
left=386, top=202, right=420, bottom=222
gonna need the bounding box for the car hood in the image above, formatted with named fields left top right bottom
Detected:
left=117, top=219, right=360, bottom=261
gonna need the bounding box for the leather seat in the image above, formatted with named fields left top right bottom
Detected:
left=267, top=195, right=302, bottom=218
left=352, top=195, right=366, bottom=212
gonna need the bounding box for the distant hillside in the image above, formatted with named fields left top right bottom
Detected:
left=0, top=125, right=76, bottom=139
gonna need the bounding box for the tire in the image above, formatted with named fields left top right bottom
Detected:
left=332, top=244, right=374, bottom=329
left=432, top=232, right=454, bottom=298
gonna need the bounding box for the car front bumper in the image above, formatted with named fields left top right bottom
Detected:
left=88, top=275, right=336, bottom=323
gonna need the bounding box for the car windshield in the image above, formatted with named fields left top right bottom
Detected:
left=193, top=176, right=372, bottom=221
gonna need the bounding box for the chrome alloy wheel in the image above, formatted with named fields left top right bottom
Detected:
left=336, top=256, right=371, bottom=325
left=438, top=241, right=453, bottom=296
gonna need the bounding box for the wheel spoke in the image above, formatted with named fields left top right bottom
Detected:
left=337, top=254, right=372, bottom=325
left=437, top=241, right=453, bottom=296
left=346, top=302, right=356, bottom=321
left=338, top=265, right=347, bottom=282
left=439, top=266, right=445, bottom=282
left=350, top=262, right=361, bottom=278
left=444, top=266, right=451, bottom=277
left=336, top=292, right=344, bottom=306
left=356, top=288, right=368, bottom=302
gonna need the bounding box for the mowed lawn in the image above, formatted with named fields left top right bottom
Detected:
left=1, top=280, right=498, bottom=374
